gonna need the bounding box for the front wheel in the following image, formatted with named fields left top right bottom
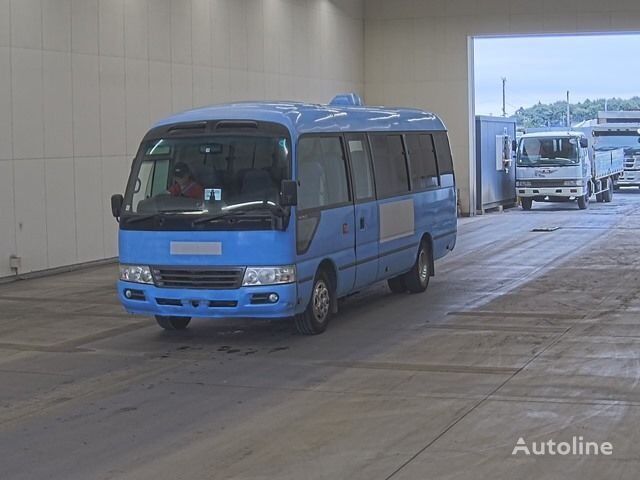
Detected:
left=602, top=177, right=613, bottom=203
left=577, top=193, right=589, bottom=209
left=155, top=316, right=191, bottom=330
left=294, top=271, right=333, bottom=335
left=403, top=241, right=431, bottom=294
left=521, top=198, right=533, bottom=210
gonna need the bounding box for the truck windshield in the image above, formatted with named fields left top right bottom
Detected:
left=123, top=134, right=290, bottom=216
left=593, top=132, right=640, bottom=151
left=517, top=137, right=579, bottom=166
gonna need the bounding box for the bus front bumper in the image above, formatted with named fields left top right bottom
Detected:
left=517, top=186, right=586, bottom=198
left=117, top=281, right=298, bottom=319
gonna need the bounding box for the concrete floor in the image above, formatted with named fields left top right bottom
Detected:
left=2, top=193, right=640, bottom=479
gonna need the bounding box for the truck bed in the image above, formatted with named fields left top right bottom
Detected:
left=593, top=147, right=625, bottom=180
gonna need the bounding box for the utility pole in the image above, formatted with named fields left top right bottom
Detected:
left=566, top=90, right=571, bottom=127
left=502, top=77, right=507, bottom=117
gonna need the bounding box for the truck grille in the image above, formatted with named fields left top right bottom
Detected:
left=152, top=267, right=245, bottom=289
left=625, top=155, right=640, bottom=169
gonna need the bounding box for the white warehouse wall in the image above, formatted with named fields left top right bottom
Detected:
left=0, top=0, right=364, bottom=278
left=364, top=0, right=640, bottom=215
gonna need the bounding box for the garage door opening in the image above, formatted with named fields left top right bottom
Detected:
left=471, top=33, right=640, bottom=213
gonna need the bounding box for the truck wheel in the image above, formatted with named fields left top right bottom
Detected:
left=521, top=198, right=533, bottom=210
left=155, top=316, right=191, bottom=330
left=603, top=177, right=613, bottom=202
left=595, top=192, right=603, bottom=202
left=577, top=193, right=589, bottom=209
left=294, top=270, right=333, bottom=335
left=387, top=276, right=407, bottom=293
left=403, top=241, right=431, bottom=294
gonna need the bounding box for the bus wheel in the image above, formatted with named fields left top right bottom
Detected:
left=294, top=271, right=333, bottom=335
left=387, top=276, right=406, bottom=293
left=155, top=316, right=191, bottom=330
left=603, top=177, right=613, bottom=202
left=404, top=241, right=431, bottom=294
left=521, top=198, right=533, bottom=210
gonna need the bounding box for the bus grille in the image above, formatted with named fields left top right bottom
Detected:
left=152, top=267, right=245, bottom=289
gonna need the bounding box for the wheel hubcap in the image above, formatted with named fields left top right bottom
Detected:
left=418, top=250, right=428, bottom=282
left=312, top=280, right=330, bottom=322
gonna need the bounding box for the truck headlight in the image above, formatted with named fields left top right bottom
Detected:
left=243, top=266, right=296, bottom=286
left=119, top=264, right=154, bottom=284
left=562, top=180, right=582, bottom=187
left=516, top=181, right=532, bottom=187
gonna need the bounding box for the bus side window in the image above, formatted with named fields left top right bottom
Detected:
left=370, top=134, right=410, bottom=198
left=433, top=132, right=455, bottom=188
left=297, top=136, right=350, bottom=211
left=346, top=135, right=375, bottom=201
left=405, top=133, right=439, bottom=190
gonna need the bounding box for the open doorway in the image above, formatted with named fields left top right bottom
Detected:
left=471, top=33, right=640, bottom=213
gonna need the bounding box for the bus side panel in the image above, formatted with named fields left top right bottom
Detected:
left=413, top=186, right=457, bottom=261
left=295, top=205, right=356, bottom=311
left=376, top=196, right=418, bottom=280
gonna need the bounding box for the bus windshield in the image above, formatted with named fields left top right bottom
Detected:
left=123, top=134, right=290, bottom=216
left=517, top=137, right=579, bottom=166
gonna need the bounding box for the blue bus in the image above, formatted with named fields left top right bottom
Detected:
left=111, top=95, right=457, bottom=334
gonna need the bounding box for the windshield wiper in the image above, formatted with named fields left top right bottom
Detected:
left=192, top=202, right=285, bottom=226
left=123, top=209, right=203, bottom=225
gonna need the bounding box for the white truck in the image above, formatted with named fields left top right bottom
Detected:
left=592, top=124, right=640, bottom=188
left=515, top=131, right=624, bottom=210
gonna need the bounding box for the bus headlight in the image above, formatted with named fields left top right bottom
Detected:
left=243, top=266, right=296, bottom=286
left=119, top=264, right=154, bottom=284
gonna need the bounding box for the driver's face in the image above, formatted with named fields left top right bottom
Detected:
left=175, top=174, right=189, bottom=187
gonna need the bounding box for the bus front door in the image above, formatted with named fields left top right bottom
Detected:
left=345, top=134, right=379, bottom=290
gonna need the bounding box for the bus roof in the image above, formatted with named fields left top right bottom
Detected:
left=152, top=101, right=447, bottom=135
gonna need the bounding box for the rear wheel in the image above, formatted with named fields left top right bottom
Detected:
left=602, top=177, right=613, bottom=202
left=387, top=276, right=406, bottom=293
left=521, top=198, right=533, bottom=210
left=403, top=241, right=431, bottom=294
left=294, top=270, right=333, bottom=335
left=155, top=316, right=191, bottom=330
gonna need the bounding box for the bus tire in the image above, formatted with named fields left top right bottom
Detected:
left=521, top=198, right=533, bottom=210
left=155, top=316, right=191, bottom=330
left=294, top=270, right=333, bottom=335
left=387, top=276, right=407, bottom=293
left=403, top=241, right=431, bottom=294
left=603, top=177, right=613, bottom=202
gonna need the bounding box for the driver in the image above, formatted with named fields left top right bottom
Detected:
left=168, top=162, right=204, bottom=199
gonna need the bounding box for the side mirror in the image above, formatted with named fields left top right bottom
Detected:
left=579, top=138, right=588, bottom=148
left=111, top=194, right=124, bottom=219
left=512, top=140, right=517, bottom=152
left=280, top=179, right=298, bottom=207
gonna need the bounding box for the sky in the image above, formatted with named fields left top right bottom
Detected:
left=474, top=34, right=640, bottom=116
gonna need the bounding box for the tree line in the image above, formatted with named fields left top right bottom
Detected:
left=514, top=97, right=640, bottom=128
